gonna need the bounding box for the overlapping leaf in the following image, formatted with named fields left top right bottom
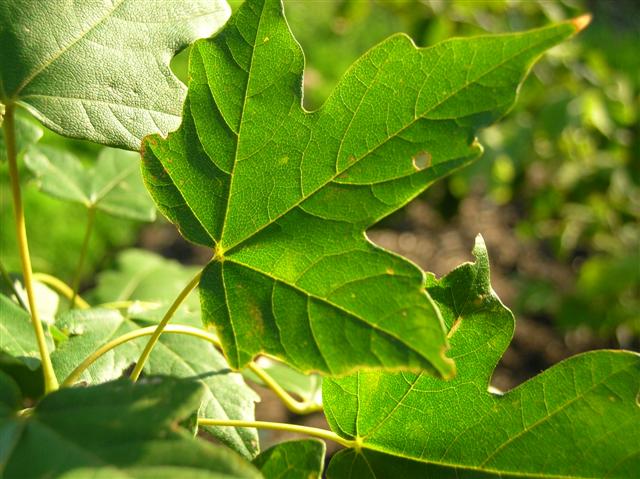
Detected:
left=142, top=0, right=579, bottom=377
left=53, top=251, right=259, bottom=458
left=89, top=249, right=200, bottom=311
left=0, top=375, right=260, bottom=478
left=323, top=237, right=640, bottom=478
left=25, top=147, right=155, bottom=221
left=253, top=440, right=325, bottom=479
left=0, top=0, right=231, bottom=149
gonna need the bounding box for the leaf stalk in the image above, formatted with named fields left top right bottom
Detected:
left=62, top=322, right=323, bottom=416
left=247, top=362, right=323, bottom=414
left=197, top=418, right=355, bottom=448
left=129, top=270, right=202, bottom=381
left=3, top=103, right=59, bottom=393
left=0, top=259, right=28, bottom=310
left=33, top=272, right=90, bottom=309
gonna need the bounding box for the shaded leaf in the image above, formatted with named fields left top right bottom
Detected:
left=25, top=146, right=155, bottom=221
left=142, top=0, right=577, bottom=377
left=89, top=249, right=200, bottom=311
left=0, top=294, right=54, bottom=370
left=254, top=440, right=325, bottom=479
left=324, top=236, right=640, bottom=478
left=143, top=331, right=260, bottom=459
left=51, top=307, right=259, bottom=458
left=0, top=0, right=231, bottom=150
left=0, top=376, right=260, bottom=478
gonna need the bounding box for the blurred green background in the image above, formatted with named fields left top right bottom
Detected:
left=2, top=0, right=638, bottom=351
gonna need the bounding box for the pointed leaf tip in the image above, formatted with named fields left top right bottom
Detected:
left=571, top=14, right=592, bottom=33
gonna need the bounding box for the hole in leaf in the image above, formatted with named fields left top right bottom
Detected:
left=412, top=151, right=432, bottom=170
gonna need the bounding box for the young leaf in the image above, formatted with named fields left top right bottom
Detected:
left=50, top=307, right=259, bottom=458
left=0, top=0, right=231, bottom=150
left=0, top=294, right=54, bottom=370
left=323, top=237, right=640, bottom=478
left=0, top=376, right=260, bottom=478
left=253, top=440, right=325, bottom=479
left=25, top=146, right=155, bottom=221
left=142, top=0, right=581, bottom=377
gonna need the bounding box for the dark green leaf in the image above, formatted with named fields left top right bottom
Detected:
left=254, top=440, right=325, bottom=479
left=25, top=146, right=155, bottom=221
left=142, top=0, right=577, bottom=377
left=51, top=307, right=260, bottom=458
left=0, top=0, right=231, bottom=150
left=0, top=370, right=20, bottom=414
left=323, top=237, right=640, bottom=478
left=0, top=376, right=260, bottom=478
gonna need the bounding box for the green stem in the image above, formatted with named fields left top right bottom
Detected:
left=3, top=104, right=58, bottom=393
left=247, top=362, right=323, bottom=415
left=61, top=324, right=212, bottom=386
left=129, top=270, right=202, bottom=381
left=197, top=418, right=356, bottom=448
left=70, top=206, right=96, bottom=309
left=33, top=272, right=90, bottom=309
left=62, top=322, right=323, bottom=416
left=0, top=259, right=28, bottom=310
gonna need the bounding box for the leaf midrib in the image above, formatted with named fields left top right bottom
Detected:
left=91, top=161, right=139, bottom=205
left=219, top=1, right=266, bottom=244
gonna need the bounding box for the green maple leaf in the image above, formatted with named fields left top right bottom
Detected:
left=141, top=0, right=581, bottom=376
left=0, top=0, right=230, bottom=150
left=0, top=375, right=260, bottom=478
left=323, top=237, right=640, bottom=478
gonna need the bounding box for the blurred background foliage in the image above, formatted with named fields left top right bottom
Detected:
left=2, top=0, right=638, bottom=355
